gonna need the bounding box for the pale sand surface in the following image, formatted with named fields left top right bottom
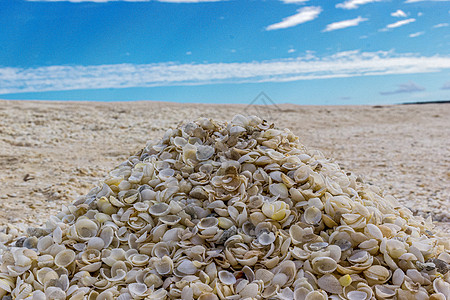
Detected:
left=0, top=100, right=449, bottom=235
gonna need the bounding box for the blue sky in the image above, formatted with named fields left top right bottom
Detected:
left=0, top=0, right=449, bottom=104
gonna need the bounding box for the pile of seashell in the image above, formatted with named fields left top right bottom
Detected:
left=0, top=115, right=449, bottom=299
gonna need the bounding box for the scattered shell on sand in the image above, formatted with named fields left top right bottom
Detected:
left=0, top=115, right=449, bottom=299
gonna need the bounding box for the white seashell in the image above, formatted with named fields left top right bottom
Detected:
left=54, top=249, right=76, bottom=268
left=311, top=256, right=338, bottom=274
left=45, top=287, right=66, bottom=300
left=317, top=274, right=342, bottom=294
left=37, top=235, right=54, bottom=253
left=269, top=183, right=289, bottom=198
left=74, top=218, right=99, bottom=241
left=303, top=206, right=322, bottom=225
left=198, top=217, right=219, bottom=230
left=255, top=268, right=274, bottom=285
left=365, top=224, right=383, bottom=240
left=305, top=290, right=328, bottom=300
left=239, top=282, right=259, bottom=298
left=218, top=270, right=236, bottom=285
left=87, top=237, right=105, bottom=250
left=392, top=268, right=405, bottom=286
left=346, top=290, right=368, bottom=300
left=159, top=215, right=181, bottom=225
left=31, top=290, right=47, bottom=300
left=196, top=145, right=215, bottom=161
left=363, top=265, right=390, bottom=284
left=177, top=260, right=197, bottom=275
left=128, top=282, right=149, bottom=298
left=198, top=294, right=219, bottom=300
left=374, top=285, right=396, bottom=298
left=433, top=278, right=450, bottom=296
left=148, top=203, right=170, bottom=217
left=258, top=232, right=276, bottom=246
left=155, top=257, right=173, bottom=276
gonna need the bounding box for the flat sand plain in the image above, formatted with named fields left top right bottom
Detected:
left=0, top=100, right=449, bottom=235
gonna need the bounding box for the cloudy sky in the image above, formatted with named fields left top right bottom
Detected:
left=1, top=0, right=449, bottom=104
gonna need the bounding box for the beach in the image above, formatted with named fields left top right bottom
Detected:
left=0, top=100, right=449, bottom=235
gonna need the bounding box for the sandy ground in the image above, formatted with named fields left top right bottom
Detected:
left=0, top=100, right=449, bottom=235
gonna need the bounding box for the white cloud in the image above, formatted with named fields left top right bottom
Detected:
left=280, top=0, right=309, bottom=3
left=380, top=81, right=425, bottom=95
left=391, top=9, right=407, bottom=17
left=186, top=51, right=192, bottom=55
left=405, top=0, right=450, bottom=2
left=433, top=23, right=449, bottom=28
left=385, top=18, right=416, bottom=29
left=156, top=0, right=222, bottom=2
left=2, top=51, right=450, bottom=94
left=323, top=16, right=368, bottom=32
left=266, top=6, right=322, bottom=30
left=288, top=48, right=296, bottom=53
left=336, top=0, right=381, bottom=9
left=26, top=0, right=223, bottom=2
left=409, top=31, right=424, bottom=37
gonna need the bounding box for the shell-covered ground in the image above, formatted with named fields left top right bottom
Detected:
left=0, top=101, right=448, bottom=235
left=0, top=111, right=449, bottom=299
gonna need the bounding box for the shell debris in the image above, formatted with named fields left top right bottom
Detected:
left=0, top=115, right=449, bottom=299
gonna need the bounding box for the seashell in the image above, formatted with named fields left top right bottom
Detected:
left=159, top=214, right=181, bottom=225
left=305, top=290, right=328, bottom=300
left=128, top=253, right=149, bottom=266
left=303, top=206, right=322, bottom=225
left=218, top=217, right=234, bottom=229
left=364, top=224, right=383, bottom=240
left=269, top=183, right=289, bottom=198
left=74, top=219, right=99, bottom=241
left=177, top=260, right=197, bottom=275
left=294, top=166, right=310, bottom=183
left=333, top=239, right=352, bottom=251
left=258, top=232, right=276, bottom=246
left=239, top=282, right=259, bottom=298
left=154, top=256, right=173, bottom=275
left=339, top=274, right=352, bottom=287
left=317, top=274, right=342, bottom=294
left=312, top=256, right=338, bottom=274
left=45, top=286, right=66, bottom=300
left=87, top=237, right=105, bottom=250
left=308, top=242, right=328, bottom=251
left=374, top=285, right=396, bottom=298
left=129, top=283, right=149, bottom=298
left=198, top=294, right=219, bottom=300
left=433, top=278, right=450, bottom=296
left=429, top=293, right=447, bottom=300
left=54, top=249, right=76, bottom=268
left=148, top=202, right=170, bottom=217
left=262, top=201, right=289, bottom=221
left=431, top=258, right=449, bottom=274
left=196, top=145, right=215, bottom=161
left=198, top=217, right=219, bottom=230
left=392, top=268, right=405, bottom=286
left=121, top=189, right=141, bottom=204
left=218, top=270, right=236, bottom=285
left=346, top=290, right=368, bottom=300
left=363, top=265, right=390, bottom=284
left=36, top=267, right=58, bottom=286
left=385, top=239, right=407, bottom=259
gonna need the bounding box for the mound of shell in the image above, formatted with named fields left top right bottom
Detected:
left=0, top=115, right=449, bottom=300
